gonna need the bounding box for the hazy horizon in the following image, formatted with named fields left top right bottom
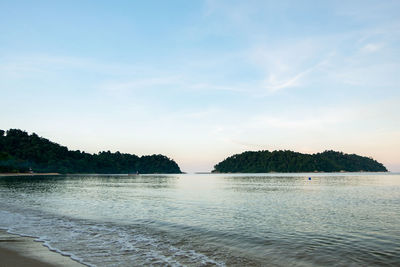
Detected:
left=1, top=1, right=399, bottom=172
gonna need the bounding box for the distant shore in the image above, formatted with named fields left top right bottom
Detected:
left=0, top=173, right=60, bottom=177
left=0, top=230, right=83, bottom=267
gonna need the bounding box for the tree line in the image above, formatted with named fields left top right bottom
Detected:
left=213, top=150, right=387, bottom=173
left=0, top=129, right=181, bottom=174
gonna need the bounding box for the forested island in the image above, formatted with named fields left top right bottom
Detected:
left=0, top=129, right=181, bottom=174
left=213, top=150, right=387, bottom=173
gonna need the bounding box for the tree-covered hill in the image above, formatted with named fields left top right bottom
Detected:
left=213, top=150, right=387, bottom=173
left=0, top=129, right=181, bottom=174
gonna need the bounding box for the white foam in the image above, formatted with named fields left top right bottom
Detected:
left=0, top=207, right=226, bottom=266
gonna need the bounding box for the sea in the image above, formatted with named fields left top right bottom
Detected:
left=0, top=173, right=399, bottom=266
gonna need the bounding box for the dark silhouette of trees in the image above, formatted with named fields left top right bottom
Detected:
left=0, top=129, right=181, bottom=174
left=213, top=150, right=387, bottom=173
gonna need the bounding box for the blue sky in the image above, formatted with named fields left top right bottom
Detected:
left=1, top=0, right=399, bottom=172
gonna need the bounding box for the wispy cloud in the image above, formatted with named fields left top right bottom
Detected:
left=247, top=39, right=336, bottom=94
left=361, top=43, right=384, bottom=53
left=263, top=66, right=313, bottom=93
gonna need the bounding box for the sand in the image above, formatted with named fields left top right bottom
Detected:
left=0, top=230, right=84, bottom=267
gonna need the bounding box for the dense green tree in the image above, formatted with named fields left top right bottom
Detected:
left=0, top=129, right=182, bottom=174
left=213, top=150, right=387, bottom=173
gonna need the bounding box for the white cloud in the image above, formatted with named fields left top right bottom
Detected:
left=361, top=43, right=384, bottom=53
left=246, top=37, right=337, bottom=94
left=264, top=68, right=310, bottom=92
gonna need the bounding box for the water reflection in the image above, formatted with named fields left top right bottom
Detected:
left=0, top=173, right=399, bottom=266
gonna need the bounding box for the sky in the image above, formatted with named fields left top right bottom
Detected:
left=1, top=0, right=400, bottom=172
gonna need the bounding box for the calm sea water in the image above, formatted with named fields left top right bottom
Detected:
left=0, top=173, right=399, bottom=266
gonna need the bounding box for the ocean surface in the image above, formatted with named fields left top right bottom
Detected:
left=0, top=173, right=399, bottom=266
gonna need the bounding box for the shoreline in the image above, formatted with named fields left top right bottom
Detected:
left=0, top=173, right=60, bottom=177
left=0, top=229, right=84, bottom=267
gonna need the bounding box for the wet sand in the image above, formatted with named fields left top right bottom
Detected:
left=0, top=230, right=83, bottom=267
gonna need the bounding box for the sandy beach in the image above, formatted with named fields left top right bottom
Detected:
left=0, top=230, right=83, bottom=267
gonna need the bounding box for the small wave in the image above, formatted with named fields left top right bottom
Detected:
left=0, top=208, right=225, bottom=266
